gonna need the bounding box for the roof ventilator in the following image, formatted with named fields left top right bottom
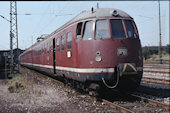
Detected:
left=112, top=10, right=118, bottom=17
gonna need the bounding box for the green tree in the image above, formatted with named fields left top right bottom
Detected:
left=142, top=46, right=151, bottom=60
left=164, top=44, right=170, bottom=54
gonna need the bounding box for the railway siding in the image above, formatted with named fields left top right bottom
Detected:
left=101, top=93, right=169, bottom=113
left=142, top=64, right=170, bottom=87
left=131, top=94, right=170, bottom=111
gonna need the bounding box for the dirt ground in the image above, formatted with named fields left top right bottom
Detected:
left=0, top=67, right=118, bottom=113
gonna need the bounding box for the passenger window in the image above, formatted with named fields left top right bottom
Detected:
left=47, top=43, right=49, bottom=53
left=83, top=20, right=93, bottom=40
left=43, top=45, right=45, bottom=53
left=95, top=20, right=110, bottom=39
left=50, top=40, right=53, bottom=51
left=110, top=19, right=126, bottom=38
left=76, top=22, right=82, bottom=41
left=124, top=20, right=137, bottom=38
left=61, top=35, right=65, bottom=50
left=45, top=44, right=46, bottom=54
left=56, top=38, right=60, bottom=52
left=67, top=32, right=72, bottom=49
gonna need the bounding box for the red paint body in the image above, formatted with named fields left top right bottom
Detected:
left=20, top=8, right=143, bottom=90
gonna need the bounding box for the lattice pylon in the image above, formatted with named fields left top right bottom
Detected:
left=10, top=1, right=19, bottom=74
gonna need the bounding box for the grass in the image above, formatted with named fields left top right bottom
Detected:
left=6, top=71, right=47, bottom=104
left=7, top=75, right=30, bottom=93
left=145, top=53, right=170, bottom=62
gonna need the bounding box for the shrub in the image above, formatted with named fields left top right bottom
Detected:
left=7, top=75, right=29, bottom=93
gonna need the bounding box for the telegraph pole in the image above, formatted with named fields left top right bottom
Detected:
left=97, top=3, right=99, bottom=8
left=10, top=1, right=19, bottom=74
left=158, top=0, right=162, bottom=64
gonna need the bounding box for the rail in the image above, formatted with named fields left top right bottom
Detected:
left=142, top=63, right=170, bottom=87
left=101, top=93, right=170, bottom=113
left=131, top=94, right=170, bottom=110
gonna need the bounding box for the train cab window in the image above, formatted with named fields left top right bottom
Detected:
left=124, top=20, right=137, bottom=38
left=95, top=19, right=110, bottom=39
left=83, top=20, right=93, bottom=40
left=76, top=22, right=82, bottom=42
left=110, top=19, right=126, bottom=38
left=56, top=38, right=60, bottom=52
left=61, top=35, right=65, bottom=50
left=67, top=32, right=72, bottom=49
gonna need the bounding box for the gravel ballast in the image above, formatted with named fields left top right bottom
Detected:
left=0, top=67, right=120, bottom=113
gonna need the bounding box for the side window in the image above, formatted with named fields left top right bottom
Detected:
left=50, top=40, right=53, bottom=51
left=44, top=45, right=45, bottom=53
left=110, top=19, right=126, bottom=38
left=56, top=38, right=60, bottom=52
left=76, top=22, right=82, bottom=41
left=39, top=48, right=40, bottom=55
left=45, top=44, right=46, bottom=54
left=95, top=19, right=110, bottom=39
left=61, top=35, right=65, bottom=50
left=124, top=20, right=137, bottom=38
left=83, top=20, right=93, bottom=40
left=47, top=43, right=49, bottom=53
left=67, top=32, right=72, bottom=49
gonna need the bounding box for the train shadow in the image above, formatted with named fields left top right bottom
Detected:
left=97, top=89, right=138, bottom=103
left=135, top=85, right=170, bottom=98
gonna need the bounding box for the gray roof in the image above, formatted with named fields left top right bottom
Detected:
left=71, top=8, right=131, bottom=21
left=24, top=8, right=132, bottom=52
left=50, top=8, right=132, bottom=36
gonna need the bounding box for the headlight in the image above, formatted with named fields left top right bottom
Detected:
left=95, top=56, right=102, bottom=62
left=95, top=51, right=102, bottom=62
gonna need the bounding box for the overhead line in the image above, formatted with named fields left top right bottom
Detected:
left=16, top=13, right=72, bottom=16
left=37, top=2, right=70, bottom=36
left=0, top=14, right=11, bottom=23
left=31, top=3, right=52, bottom=41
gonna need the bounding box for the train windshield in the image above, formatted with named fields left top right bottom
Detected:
left=124, top=20, right=138, bottom=38
left=110, top=19, right=138, bottom=38
left=110, top=19, right=126, bottom=38
left=95, top=19, right=110, bottom=39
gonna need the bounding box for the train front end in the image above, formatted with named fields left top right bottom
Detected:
left=99, top=11, right=143, bottom=90
left=78, top=9, right=143, bottom=91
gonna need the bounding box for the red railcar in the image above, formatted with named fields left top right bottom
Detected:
left=20, top=8, right=143, bottom=91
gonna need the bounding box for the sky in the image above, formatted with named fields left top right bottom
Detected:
left=0, top=1, right=169, bottom=50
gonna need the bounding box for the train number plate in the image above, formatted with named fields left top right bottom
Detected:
left=117, top=48, right=128, bottom=56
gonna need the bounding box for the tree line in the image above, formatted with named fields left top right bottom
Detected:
left=142, top=44, right=170, bottom=60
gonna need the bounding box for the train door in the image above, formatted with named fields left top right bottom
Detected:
left=75, top=22, right=83, bottom=67
left=53, top=38, right=56, bottom=74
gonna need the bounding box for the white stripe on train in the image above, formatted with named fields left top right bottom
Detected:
left=21, top=62, right=115, bottom=73
left=21, top=62, right=143, bottom=73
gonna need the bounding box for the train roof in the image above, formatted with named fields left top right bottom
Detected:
left=23, top=8, right=132, bottom=53
left=71, top=8, right=131, bottom=22
left=51, top=8, right=132, bottom=36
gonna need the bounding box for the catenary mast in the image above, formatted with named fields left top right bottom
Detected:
left=10, top=1, right=19, bottom=74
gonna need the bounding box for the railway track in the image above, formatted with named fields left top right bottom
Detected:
left=142, top=63, right=170, bottom=87
left=100, top=93, right=170, bottom=113
left=131, top=94, right=170, bottom=110
left=47, top=75, right=170, bottom=113
left=21, top=66, right=170, bottom=113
